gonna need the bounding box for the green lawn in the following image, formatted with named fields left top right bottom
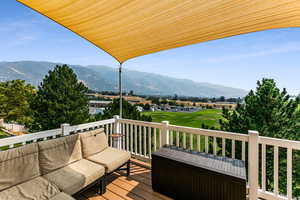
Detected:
left=142, top=109, right=223, bottom=128
left=0, top=130, right=10, bottom=139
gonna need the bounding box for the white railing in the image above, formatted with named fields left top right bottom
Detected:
left=0, top=118, right=115, bottom=150
left=117, top=118, right=300, bottom=200
left=0, top=116, right=299, bottom=199
left=258, top=136, right=300, bottom=200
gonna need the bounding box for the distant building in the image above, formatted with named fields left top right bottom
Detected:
left=136, top=106, right=144, bottom=112
left=87, top=94, right=151, bottom=105
left=89, top=107, right=105, bottom=115
left=88, top=100, right=111, bottom=115
left=89, top=100, right=112, bottom=108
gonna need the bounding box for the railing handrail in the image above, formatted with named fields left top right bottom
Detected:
left=168, top=124, right=249, bottom=142
left=0, top=128, right=61, bottom=148
left=0, top=118, right=116, bottom=149
left=119, top=118, right=163, bottom=129
left=259, top=135, right=300, bottom=150
left=119, top=118, right=300, bottom=149
left=69, top=118, right=115, bottom=133
left=119, top=118, right=249, bottom=141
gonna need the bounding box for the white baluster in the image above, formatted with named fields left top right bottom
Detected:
left=183, top=132, right=186, bottom=149
left=148, top=127, right=152, bottom=158
left=139, top=125, right=142, bottom=154
left=126, top=123, right=129, bottom=151
left=274, top=145, right=279, bottom=196
left=242, top=141, right=245, bottom=161
left=197, top=135, right=201, bottom=152
left=170, top=130, right=173, bottom=145
left=154, top=128, right=157, bottom=152
left=134, top=124, right=138, bottom=154
left=213, top=137, right=217, bottom=155
left=176, top=131, right=179, bottom=147
left=205, top=135, right=208, bottom=153
left=122, top=123, right=125, bottom=150
left=143, top=126, right=146, bottom=157
left=261, top=143, right=266, bottom=192
left=222, top=138, right=226, bottom=156
left=287, top=148, right=292, bottom=200
left=232, top=139, right=235, bottom=159
left=190, top=133, right=193, bottom=150
left=130, top=124, right=133, bottom=153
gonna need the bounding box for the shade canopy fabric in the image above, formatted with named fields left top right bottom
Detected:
left=18, top=0, right=300, bottom=63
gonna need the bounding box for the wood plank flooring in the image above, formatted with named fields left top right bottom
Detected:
left=73, top=160, right=172, bottom=200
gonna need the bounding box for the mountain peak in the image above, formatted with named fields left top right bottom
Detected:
left=0, top=61, right=247, bottom=98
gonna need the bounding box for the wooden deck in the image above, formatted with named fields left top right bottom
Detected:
left=73, top=160, right=172, bottom=200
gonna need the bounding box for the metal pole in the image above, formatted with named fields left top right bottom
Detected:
left=119, top=63, right=122, bottom=118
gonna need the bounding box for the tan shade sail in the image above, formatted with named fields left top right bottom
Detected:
left=17, top=0, right=300, bottom=63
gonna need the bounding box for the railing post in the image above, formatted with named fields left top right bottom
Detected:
left=61, top=123, right=70, bottom=136
left=161, top=121, right=169, bottom=146
left=114, top=115, right=121, bottom=149
left=248, top=130, right=259, bottom=200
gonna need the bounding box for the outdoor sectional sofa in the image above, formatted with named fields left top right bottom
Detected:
left=0, top=128, right=131, bottom=200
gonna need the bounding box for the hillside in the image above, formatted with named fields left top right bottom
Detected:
left=0, top=61, right=247, bottom=97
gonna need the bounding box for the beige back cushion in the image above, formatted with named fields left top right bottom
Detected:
left=80, top=128, right=108, bottom=158
left=0, top=143, right=40, bottom=191
left=38, top=134, right=82, bottom=175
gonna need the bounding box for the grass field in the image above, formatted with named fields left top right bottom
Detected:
left=0, top=130, right=10, bottom=139
left=142, top=109, right=223, bottom=128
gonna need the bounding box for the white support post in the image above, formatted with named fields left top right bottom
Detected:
left=0, top=119, right=4, bottom=127
left=161, top=121, right=169, bottom=146
left=61, top=123, right=70, bottom=136
left=114, top=115, right=121, bottom=149
left=248, top=130, right=259, bottom=200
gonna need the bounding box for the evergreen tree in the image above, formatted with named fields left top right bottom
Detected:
left=0, top=80, right=35, bottom=125
left=220, top=78, right=300, bottom=139
left=30, top=65, right=89, bottom=131
left=220, top=78, right=300, bottom=195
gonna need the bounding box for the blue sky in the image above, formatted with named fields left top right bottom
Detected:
left=1, top=1, right=300, bottom=95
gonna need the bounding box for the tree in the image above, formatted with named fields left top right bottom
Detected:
left=219, top=96, right=225, bottom=102
left=0, top=80, right=35, bottom=125
left=220, top=78, right=300, bottom=195
left=143, top=103, right=151, bottom=111
left=129, top=90, right=134, bottom=96
left=29, top=65, right=89, bottom=131
left=173, top=94, right=178, bottom=100
left=220, top=78, right=300, bottom=139
left=101, top=98, right=152, bottom=122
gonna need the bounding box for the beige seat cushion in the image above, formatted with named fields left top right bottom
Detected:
left=43, top=159, right=105, bottom=195
left=0, top=143, right=40, bottom=191
left=0, top=177, right=60, bottom=200
left=49, top=192, right=75, bottom=200
left=87, top=147, right=131, bottom=173
left=80, top=128, right=108, bottom=158
left=38, top=134, right=82, bottom=175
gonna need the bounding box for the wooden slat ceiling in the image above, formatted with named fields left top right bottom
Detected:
left=17, top=0, right=300, bottom=63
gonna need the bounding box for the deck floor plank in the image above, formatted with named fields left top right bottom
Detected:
left=73, top=162, right=172, bottom=200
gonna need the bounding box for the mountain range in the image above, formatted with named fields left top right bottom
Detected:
left=0, top=61, right=247, bottom=97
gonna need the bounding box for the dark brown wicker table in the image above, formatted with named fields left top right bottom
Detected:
left=151, top=145, right=246, bottom=200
